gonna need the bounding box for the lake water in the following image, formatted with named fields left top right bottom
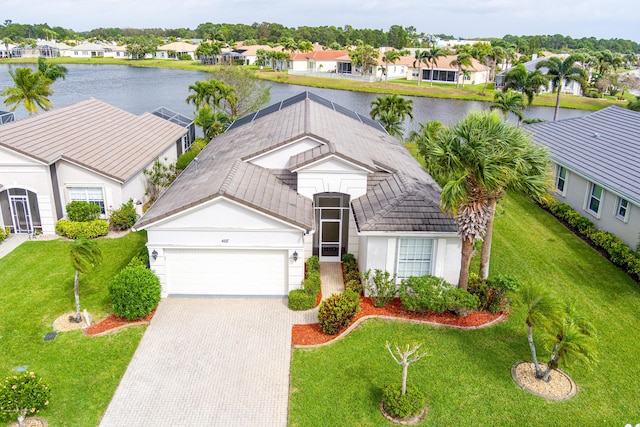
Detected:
left=0, top=64, right=589, bottom=134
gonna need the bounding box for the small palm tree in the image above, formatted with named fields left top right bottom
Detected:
left=70, top=239, right=102, bottom=323
left=1, top=67, right=54, bottom=114
left=450, top=53, right=473, bottom=89
left=382, top=49, right=407, bottom=83
left=536, top=54, right=586, bottom=120
left=37, top=57, right=68, bottom=83
left=193, top=106, right=231, bottom=141
left=370, top=94, right=414, bottom=139
left=502, top=63, right=548, bottom=105
left=490, top=90, right=525, bottom=124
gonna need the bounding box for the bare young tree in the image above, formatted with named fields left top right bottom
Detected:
left=386, top=342, right=428, bottom=395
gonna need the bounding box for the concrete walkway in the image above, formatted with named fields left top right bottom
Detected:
left=100, top=298, right=293, bottom=427
left=0, top=234, right=29, bottom=259
left=319, top=262, right=345, bottom=299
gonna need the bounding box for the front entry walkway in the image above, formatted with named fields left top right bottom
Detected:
left=100, top=298, right=293, bottom=427
left=319, top=262, right=345, bottom=299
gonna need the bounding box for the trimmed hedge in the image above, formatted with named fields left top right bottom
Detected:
left=288, top=255, right=321, bottom=310
left=318, top=289, right=360, bottom=334
left=288, top=289, right=317, bottom=311
left=66, top=201, right=101, bottom=222
left=539, top=197, right=640, bottom=282
left=399, top=275, right=479, bottom=316
left=55, top=219, right=108, bottom=239
left=109, top=265, right=161, bottom=320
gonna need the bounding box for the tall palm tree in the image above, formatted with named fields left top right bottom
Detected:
left=186, top=79, right=236, bottom=113
left=536, top=54, right=586, bottom=120
left=490, top=90, right=525, bottom=123
left=382, top=49, right=406, bottom=83
left=297, top=40, right=313, bottom=53
left=1, top=67, right=54, bottom=114
left=511, top=282, right=562, bottom=378
left=450, top=53, right=472, bottom=89
left=502, top=63, right=548, bottom=105
left=412, top=49, right=428, bottom=86
left=2, top=37, right=11, bottom=58
left=370, top=94, right=414, bottom=139
left=193, top=106, right=231, bottom=141
left=37, top=57, right=68, bottom=83
left=488, top=45, right=506, bottom=82
left=70, top=238, right=102, bottom=323
left=424, top=46, right=447, bottom=87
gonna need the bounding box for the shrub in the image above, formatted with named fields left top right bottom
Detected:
left=109, top=266, right=161, bottom=320
left=467, top=274, right=490, bottom=309
left=381, top=384, right=425, bottom=419
left=362, top=269, right=397, bottom=307
left=345, top=279, right=363, bottom=295
left=66, top=201, right=101, bottom=222
left=317, top=289, right=360, bottom=335
left=302, top=271, right=321, bottom=296
left=179, top=53, right=192, bottom=60
left=108, top=199, right=138, bottom=231
left=55, top=219, right=108, bottom=239
left=176, top=149, right=200, bottom=171
left=0, top=371, right=50, bottom=425
left=288, top=289, right=316, bottom=310
left=399, top=275, right=452, bottom=312
left=306, top=255, right=319, bottom=274
left=488, top=274, right=522, bottom=293
left=341, top=253, right=356, bottom=265
left=486, top=289, right=505, bottom=314
left=0, top=227, right=9, bottom=244
left=446, top=287, right=480, bottom=317
left=344, top=269, right=361, bottom=283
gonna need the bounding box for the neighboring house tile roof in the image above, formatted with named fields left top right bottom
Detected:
left=158, top=42, right=197, bottom=52
left=290, top=50, right=349, bottom=61
left=70, top=42, right=105, bottom=52
left=526, top=106, right=640, bottom=205
left=136, top=92, right=455, bottom=233
left=0, top=99, right=187, bottom=183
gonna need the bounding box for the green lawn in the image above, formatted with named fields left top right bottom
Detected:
left=289, top=193, right=640, bottom=426
left=0, top=232, right=147, bottom=426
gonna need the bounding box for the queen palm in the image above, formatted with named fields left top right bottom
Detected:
left=370, top=94, right=414, bottom=139
left=70, top=238, right=102, bottom=323
left=450, top=53, right=472, bottom=89
left=412, top=49, right=428, bottom=86
left=382, top=49, right=406, bottom=83
left=424, top=46, right=447, bottom=87
left=490, top=90, right=525, bottom=123
left=536, top=54, right=586, bottom=120
left=502, top=63, right=548, bottom=105
left=1, top=67, right=54, bottom=114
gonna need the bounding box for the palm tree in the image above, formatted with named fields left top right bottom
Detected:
left=536, top=54, right=586, bottom=120
left=37, top=57, right=68, bottom=82
left=502, top=63, right=548, bottom=105
left=424, top=46, right=447, bottom=87
left=488, top=45, right=506, bottom=82
left=490, top=90, right=525, bottom=123
left=1, top=67, right=54, bottom=114
left=382, top=49, right=406, bottom=83
left=370, top=94, right=414, bottom=139
left=412, top=49, right=428, bottom=86
left=186, top=79, right=236, bottom=113
left=450, top=53, right=472, bottom=89
left=297, top=40, right=313, bottom=53
left=193, top=106, right=231, bottom=141
left=70, top=239, right=102, bottom=323
left=186, top=80, right=214, bottom=109
left=511, top=282, right=562, bottom=378
left=2, top=37, right=11, bottom=58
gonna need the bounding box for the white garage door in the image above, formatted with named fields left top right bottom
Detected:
left=165, top=249, right=288, bottom=296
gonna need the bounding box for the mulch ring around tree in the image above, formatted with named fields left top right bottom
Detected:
left=292, top=297, right=506, bottom=347
left=8, top=417, right=48, bottom=427
left=511, top=361, right=577, bottom=400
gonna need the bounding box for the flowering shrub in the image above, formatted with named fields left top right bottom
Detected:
left=0, top=372, right=50, bottom=425
left=108, top=199, right=138, bottom=231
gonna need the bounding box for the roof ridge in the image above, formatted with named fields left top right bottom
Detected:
left=220, top=159, right=242, bottom=194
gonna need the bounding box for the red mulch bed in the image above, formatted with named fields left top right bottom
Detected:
left=292, top=297, right=504, bottom=346
left=85, top=308, right=156, bottom=336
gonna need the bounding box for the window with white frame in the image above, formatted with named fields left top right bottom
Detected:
left=68, top=187, right=106, bottom=214
left=396, top=238, right=434, bottom=279
left=556, top=165, right=567, bottom=195
left=615, top=197, right=630, bottom=222
left=587, top=183, right=603, bottom=216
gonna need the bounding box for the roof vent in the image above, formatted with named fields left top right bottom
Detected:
left=194, top=156, right=199, bottom=172
left=593, top=132, right=599, bottom=138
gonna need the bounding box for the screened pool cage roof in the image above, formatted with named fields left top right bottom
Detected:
left=0, top=111, right=15, bottom=125
left=152, top=107, right=193, bottom=127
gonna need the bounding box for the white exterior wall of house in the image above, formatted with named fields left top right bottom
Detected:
left=357, top=233, right=462, bottom=285
left=553, top=164, right=640, bottom=248
left=0, top=147, right=56, bottom=233
left=145, top=198, right=305, bottom=296
left=313, top=60, right=340, bottom=72
left=296, top=159, right=369, bottom=200
left=248, top=137, right=322, bottom=169
left=289, top=59, right=310, bottom=72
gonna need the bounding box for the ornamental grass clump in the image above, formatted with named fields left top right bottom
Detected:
left=0, top=372, right=50, bottom=427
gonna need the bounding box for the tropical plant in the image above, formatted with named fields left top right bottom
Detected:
left=109, top=265, right=161, bottom=320
left=361, top=269, right=397, bottom=307
left=424, top=46, right=448, bottom=87
left=536, top=54, right=586, bottom=120
left=502, top=63, right=549, bottom=105
left=193, top=106, right=231, bottom=141
left=143, top=158, right=176, bottom=203
left=0, top=371, right=50, bottom=427
left=381, top=49, right=407, bottom=82
left=628, top=97, right=640, bottom=112
left=1, top=67, right=53, bottom=114
left=450, top=53, right=472, bottom=89
left=348, top=40, right=379, bottom=76
left=211, top=66, right=270, bottom=119
left=490, top=90, right=525, bottom=123
left=412, top=49, right=428, bottom=86
left=69, top=238, right=102, bottom=323
left=37, top=57, right=68, bottom=82
left=409, top=119, right=444, bottom=160
left=369, top=94, right=414, bottom=139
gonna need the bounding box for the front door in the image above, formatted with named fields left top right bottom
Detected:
left=9, top=194, right=33, bottom=234
left=315, top=194, right=350, bottom=262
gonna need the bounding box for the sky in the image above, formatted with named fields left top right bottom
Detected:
left=3, top=0, right=640, bottom=43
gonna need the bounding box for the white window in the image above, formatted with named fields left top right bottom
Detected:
left=615, top=197, right=630, bottom=222
left=556, top=166, right=567, bottom=195
left=587, top=183, right=603, bottom=216
left=68, top=187, right=106, bottom=214
left=396, top=238, right=434, bottom=279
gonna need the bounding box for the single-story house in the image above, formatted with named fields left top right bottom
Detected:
left=135, top=92, right=461, bottom=297
left=289, top=50, right=350, bottom=73
left=0, top=99, right=189, bottom=235
left=526, top=106, right=640, bottom=249
left=408, top=55, right=489, bottom=86
left=156, top=41, right=198, bottom=59
left=65, top=42, right=106, bottom=57
left=495, top=55, right=583, bottom=95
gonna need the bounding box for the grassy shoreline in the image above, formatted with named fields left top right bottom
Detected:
left=1, top=57, right=632, bottom=111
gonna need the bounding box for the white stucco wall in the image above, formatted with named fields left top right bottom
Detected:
left=56, top=160, right=124, bottom=215
left=248, top=137, right=322, bottom=169
left=357, top=233, right=462, bottom=285
left=296, top=157, right=369, bottom=200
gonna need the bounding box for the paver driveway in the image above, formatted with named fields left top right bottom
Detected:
left=100, top=297, right=293, bottom=426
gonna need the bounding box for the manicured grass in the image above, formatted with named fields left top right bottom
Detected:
left=288, top=193, right=640, bottom=426
left=0, top=232, right=148, bottom=426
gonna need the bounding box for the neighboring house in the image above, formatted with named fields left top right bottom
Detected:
left=9, top=41, right=70, bottom=58
left=67, top=42, right=105, bottom=57
left=0, top=99, right=189, bottom=235
left=222, top=44, right=284, bottom=65
left=526, top=106, right=640, bottom=249
left=289, top=50, right=350, bottom=73
left=156, top=41, right=198, bottom=59
left=408, top=55, right=489, bottom=86
left=103, top=44, right=129, bottom=59
left=135, top=92, right=462, bottom=297
left=495, top=55, right=583, bottom=95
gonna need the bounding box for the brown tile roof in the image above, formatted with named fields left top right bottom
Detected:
left=136, top=92, right=455, bottom=233
left=0, top=99, right=187, bottom=183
